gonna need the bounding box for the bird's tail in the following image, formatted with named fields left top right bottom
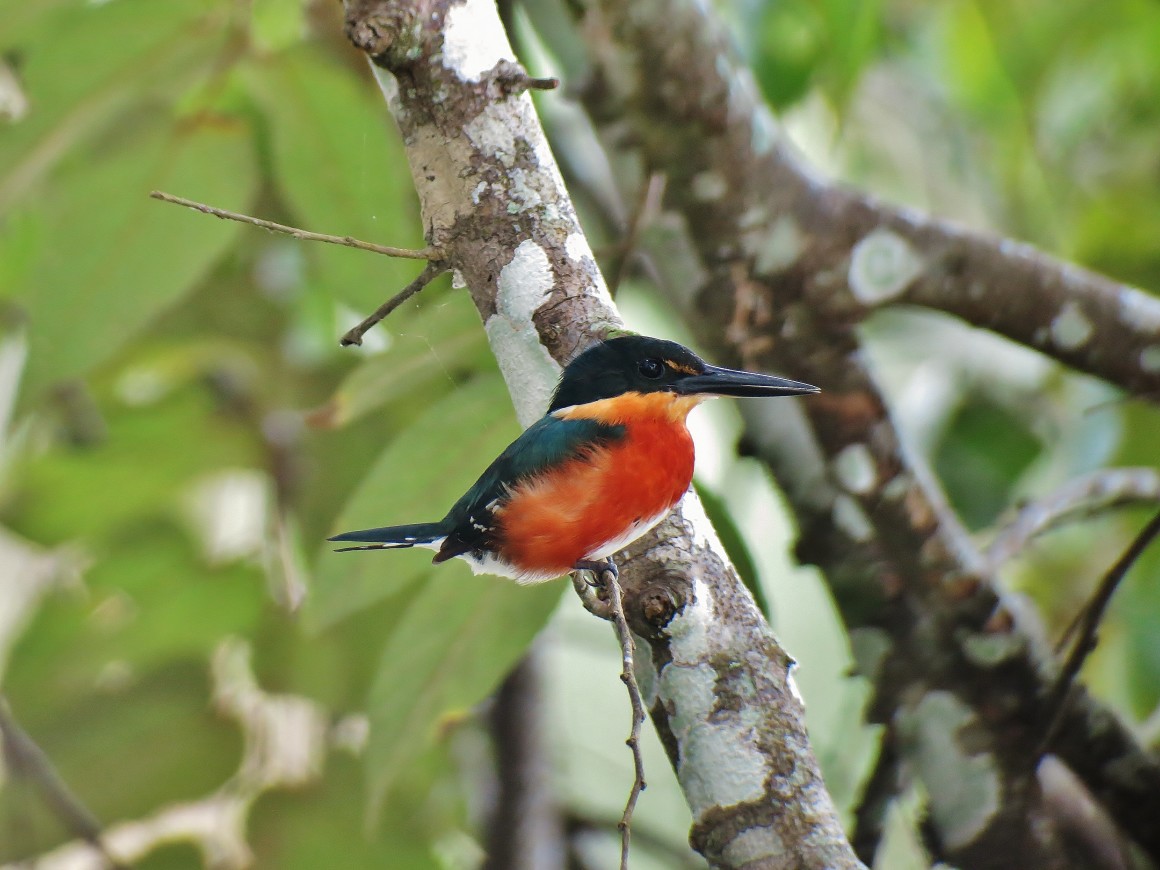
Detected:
left=328, top=522, right=445, bottom=553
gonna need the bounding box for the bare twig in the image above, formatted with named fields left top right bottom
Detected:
left=597, top=565, right=647, bottom=870
left=149, top=191, right=440, bottom=261
left=0, top=695, right=125, bottom=870
left=1040, top=509, right=1160, bottom=755
left=608, top=171, right=666, bottom=297
left=339, top=261, right=448, bottom=346
left=987, top=468, right=1160, bottom=571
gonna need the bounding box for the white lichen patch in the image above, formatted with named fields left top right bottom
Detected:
left=487, top=241, right=561, bottom=426
left=899, top=691, right=1000, bottom=851
left=834, top=443, right=877, bottom=495
left=691, top=170, right=728, bottom=201
left=564, top=232, right=593, bottom=264
left=833, top=494, right=873, bottom=543
left=660, top=661, right=770, bottom=820
left=441, top=0, right=514, bottom=82
left=848, top=229, right=923, bottom=304
left=746, top=216, right=803, bottom=276
left=1049, top=301, right=1093, bottom=350
left=664, top=576, right=715, bottom=663
left=722, top=825, right=787, bottom=865
left=464, top=105, right=518, bottom=168
left=1118, top=287, right=1160, bottom=333
left=1141, top=345, right=1160, bottom=374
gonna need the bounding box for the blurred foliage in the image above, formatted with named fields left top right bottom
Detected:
left=0, top=0, right=1157, bottom=867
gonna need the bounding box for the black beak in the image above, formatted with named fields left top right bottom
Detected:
left=675, top=364, right=819, bottom=398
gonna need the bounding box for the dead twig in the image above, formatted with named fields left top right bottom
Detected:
left=987, top=468, right=1160, bottom=572
left=149, top=191, right=440, bottom=261
left=597, top=564, right=647, bottom=870
left=1039, top=509, right=1160, bottom=756
left=608, top=172, right=666, bottom=297
left=339, top=261, right=448, bottom=346
left=0, top=695, right=126, bottom=870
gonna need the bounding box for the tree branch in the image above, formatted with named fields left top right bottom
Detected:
left=1039, top=509, right=1160, bottom=754
left=149, top=190, right=440, bottom=261
left=539, top=0, right=1160, bottom=864
left=0, top=696, right=124, bottom=869
left=340, top=0, right=863, bottom=865
left=986, top=468, right=1160, bottom=571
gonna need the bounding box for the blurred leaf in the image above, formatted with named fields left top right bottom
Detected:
left=817, top=0, right=879, bottom=111
left=309, top=290, right=488, bottom=429
left=242, top=46, right=423, bottom=311
left=5, top=523, right=264, bottom=713
left=0, top=662, right=241, bottom=861
left=307, top=374, right=520, bottom=631
left=11, top=383, right=260, bottom=544
left=0, top=0, right=235, bottom=212
left=753, top=1, right=823, bottom=110
left=935, top=398, right=1042, bottom=530
left=365, top=570, right=561, bottom=814
left=1120, top=516, right=1160, bottom=719
left=693, top=480, right=769, bottom=619
left=251, top=0, right=306, bottom=54
left=250, top=751, right=448, bottom=869
left=11, top=112, right=258, bottom=394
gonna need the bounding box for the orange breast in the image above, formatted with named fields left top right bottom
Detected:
left=496, top=392, right=700, bottom=577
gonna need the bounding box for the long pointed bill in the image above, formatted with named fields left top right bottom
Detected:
left=675, top=364, right=819, bottom=398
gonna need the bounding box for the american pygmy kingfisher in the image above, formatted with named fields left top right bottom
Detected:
left=330, top=335, right=817, bottom=583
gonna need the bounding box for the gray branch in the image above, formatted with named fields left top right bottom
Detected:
left=340, top=0, right=863, bottom=866
left=536, top=0, right=1160, bottom=864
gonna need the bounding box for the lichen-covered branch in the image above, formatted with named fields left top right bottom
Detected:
left=340, top=1, right=863, bottom=865
left=544, top=0, right=1160, bottom=864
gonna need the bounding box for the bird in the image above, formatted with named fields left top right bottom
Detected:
left=329, top=335, right=817, bottom=583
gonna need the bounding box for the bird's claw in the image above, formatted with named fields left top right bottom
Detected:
left=573, top=559, right=618, bottom=587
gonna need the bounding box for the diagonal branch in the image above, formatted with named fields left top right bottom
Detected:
left=149, top=191, right=440, bottom=261
left=539, top=0, right=1160, bottom=864
left=339, top=0, right=863, bottom=866
left=0, top=695, right=124, bottom=870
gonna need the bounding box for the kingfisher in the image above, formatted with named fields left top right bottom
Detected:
left=329, top=335, right=817, bottom=583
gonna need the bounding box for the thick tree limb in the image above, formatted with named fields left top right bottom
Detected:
left=540, top=0, right=1160, bottom=864
left=340, top=1, right=863, bottom=866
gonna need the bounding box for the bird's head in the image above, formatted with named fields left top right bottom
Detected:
left=548, top=335, right=818, bottom=412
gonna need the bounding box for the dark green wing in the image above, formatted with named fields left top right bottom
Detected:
left=434, top=414, right=625, bottom=562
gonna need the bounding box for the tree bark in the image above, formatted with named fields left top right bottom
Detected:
left=523, top=0, right=1160, bottom=865
left=340, top=1, right=864, bottom=866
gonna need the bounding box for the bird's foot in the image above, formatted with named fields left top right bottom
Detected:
left=573, top=558, right=617, bottom=587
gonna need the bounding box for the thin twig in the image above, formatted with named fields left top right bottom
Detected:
left=987, top=468, right=1160, bottom=572
left=608, top=172, right=666, bottom=297
left=339, top=261, right=448, bottom=346
left=598, top=565, right=647, bottom=870
left=1039, top=509, right=1160, bottom=756
left=149, top=191, right=440, bottom=261
left=0, top=695, right=126, bottom=870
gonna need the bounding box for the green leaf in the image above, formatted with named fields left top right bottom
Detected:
left=0, top=0, right=236, bottom=213
left=251, top=0, right=306, bottom=54
left=241, top=46, right=423, bottom=311
left=307, top=375, right=521, bottom=631
left=694, top=480, right=770, bottom=619
left=12, top=382, right=260, bottom=544
left=12, top=112, right=258, bottom=394
left=309, top=289, right=489, bottom=429
left=365, top=570, right=562, bottom=814
left=935, top=397, right=1043, bottom=531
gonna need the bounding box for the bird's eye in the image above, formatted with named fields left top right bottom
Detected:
left=638, top=358, right=665, bottom=379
